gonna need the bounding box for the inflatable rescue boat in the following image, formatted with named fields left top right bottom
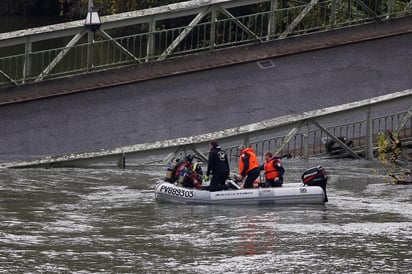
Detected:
left=155, top=166, right=328, bottom=205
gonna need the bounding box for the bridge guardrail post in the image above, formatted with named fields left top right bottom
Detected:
left=387, top=0, right=395, bottom=18
left=87, top=31, right=94, bottom=70
left=267, top=0, right=278, bottom=41
left=243, top=134, right=251, bottom=148
left=210, top=6, right=217, bottom=50
left=330, top=0, right=336, bottom=28
left=366, top=106, right=374, bottom=160
left=118, top=152, right=126, bottom=169
left=146, top=19, right=156, bottom=62
left=303, top=120, right=309, bottom=160
left=23, top=38, right=32, bottom=83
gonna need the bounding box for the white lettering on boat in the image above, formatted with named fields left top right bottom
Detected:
left=159, top=185, right=194, bottom=198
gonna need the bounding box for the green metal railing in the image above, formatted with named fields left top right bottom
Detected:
left=224, top=109, right=412, bottom=163
left=0, top=0, right=411, bottom=86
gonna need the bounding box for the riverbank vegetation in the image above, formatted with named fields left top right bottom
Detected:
left=377, top=130, right=412, bottom=184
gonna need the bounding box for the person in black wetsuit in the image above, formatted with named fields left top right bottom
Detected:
left=206, top=140, right=230, bottom=192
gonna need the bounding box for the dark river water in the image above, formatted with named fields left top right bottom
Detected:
left=1, top=159, right=411, bottom=273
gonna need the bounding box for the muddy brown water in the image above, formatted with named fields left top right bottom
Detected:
left=0, top=159, right=411, bottom=273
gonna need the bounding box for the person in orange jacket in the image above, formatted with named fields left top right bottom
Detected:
left=238, top=145, right=260, bottom=188
left=260, top=151, right=284, bottom=187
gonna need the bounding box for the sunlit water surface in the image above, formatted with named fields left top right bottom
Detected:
left=1, top=159, right=411, bottom=273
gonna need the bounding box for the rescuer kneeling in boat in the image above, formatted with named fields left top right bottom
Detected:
left=174, top=155, right=194, bottom=183
left=181, top=162, right=203, bottom=189
left=238, top=145, right=260, bottom=189
left=259, top=152, right=284, bottom=187
left=174, top=155, right=203, bottom=189
left=205, top=140, right=230, bottom=192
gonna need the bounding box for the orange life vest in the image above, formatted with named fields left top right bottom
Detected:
left=264, top=159, right=281, bottom=180
left=238, top=148, right=259, bottom=176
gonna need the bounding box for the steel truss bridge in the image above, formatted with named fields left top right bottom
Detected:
left=2, top=89, right=411, bottom=168
left=0, top=0, right=411, bottom=86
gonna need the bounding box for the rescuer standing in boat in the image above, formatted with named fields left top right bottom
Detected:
left=238, top=145, right=260, bottom=188
left=260, top=152, right=284, bottom=187
left=205, top=140, right=230, bottom=192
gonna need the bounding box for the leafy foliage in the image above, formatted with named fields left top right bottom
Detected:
left=377, top=130, right=410, bottom=184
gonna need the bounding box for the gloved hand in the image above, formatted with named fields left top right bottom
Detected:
left=204, top=175, right=210, bottom=181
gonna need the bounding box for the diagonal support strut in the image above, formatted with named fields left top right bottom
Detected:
left=279, top=0, right=319, bottom=39
left=312, top=120, right=360, bottom=159
left=274, top=120, right=306, bottom=155
left=0, top=70, right=18, bottom=85
left=99, top=30, right=142, bottom=63
left=190, top=144, right=208, bottom=162
left=35, top=31, right=86, bottom=82
left=395, top=106, right=412, bottom=135
left=353, top=0, right=379, bottom=19
left=158, top=7, right=210, bottom=60
left=218, top=7, right=263, bottom=42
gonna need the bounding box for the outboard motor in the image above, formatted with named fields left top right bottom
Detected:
left=302, top=166, right=328, bottom=202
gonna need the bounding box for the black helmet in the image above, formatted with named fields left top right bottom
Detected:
left=185, top=154, right=194, bottom=163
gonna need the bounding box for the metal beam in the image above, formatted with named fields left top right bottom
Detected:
left=35, top=31, right=86, bottom=82
left=102, top=0, right=270, bottom=30
left=22, top=38, right=32, bottom=83
left=395, top=106, right=412, bottom=134
left=218, top=7, right=263, bottom=42
left=273, top=120, right=305, bottom=155
left=387, top=0, right=395, bottom=18
left=0, top=0, right=270, bottom=48
left=146, top=19, right=156, bottom=61
left=190, top=144, right=209, bottom=162
left=162, top=146, right=185, bottom=164
left=267, top=0, right=278, bottom=41
left=99, top=30, right=141, bottom=63
left=162, top=143, right=208, bottom=163
left=0, top=70, right=17, bottom=85
left=0, top=24, right=84, bottom=47
left=312, top=120, right=360, bottom=159
left=279, top=0, right=319, bottom=39
left=303, top=120, right=309, bottom=160
left=87, top=31, right=94, bottom=69
left=365, top=106, right=373, bottom=160
left=353, top=0, right=378, bottom=19
left=210, top=6, right=217, bottom=49
left=330, top=0, right=337, bottom=27
left=158, top=7, right=210, bottom=60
